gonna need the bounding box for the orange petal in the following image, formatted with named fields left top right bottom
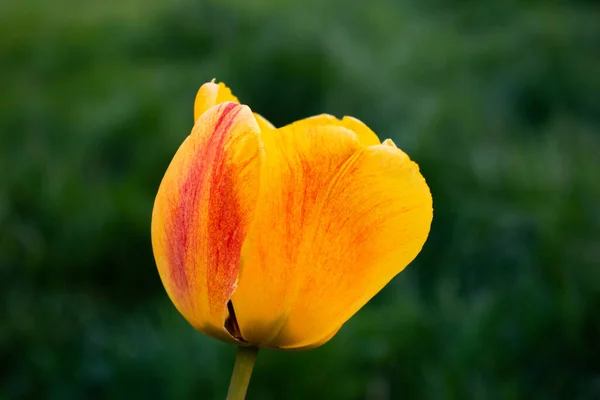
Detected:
left=232, top=123, right=432, bottom=349
left=285, top=114, right=380, bottom=146
left=194, top=80, right=275, bottom=130
left=285, top=325, right=343, bottom=351
left=152, top=102, right=262, bottom=343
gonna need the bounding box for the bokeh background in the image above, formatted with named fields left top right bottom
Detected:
left=2, top=0, right=599, bottom=398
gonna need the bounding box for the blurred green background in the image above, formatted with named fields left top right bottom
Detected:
left=2, top=0, right=599, bottom=398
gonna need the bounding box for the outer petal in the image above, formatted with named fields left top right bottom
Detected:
left=194, top=80, right=275, bottom=131
left=152, top=102, right=262, bottom=343
left=287, top=114, right=381, bottom=146
left=232, top=123, right=432, bottom=349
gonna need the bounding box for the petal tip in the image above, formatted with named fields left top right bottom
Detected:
left=382, top=138, right=397, bottom=147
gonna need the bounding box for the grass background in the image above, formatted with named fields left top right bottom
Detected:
left=1, top=0, right=599, bottom=398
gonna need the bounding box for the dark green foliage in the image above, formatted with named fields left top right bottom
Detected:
left=1, top=0, right=599, bottom=398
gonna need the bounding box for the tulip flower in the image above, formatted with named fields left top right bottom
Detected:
left=151, top=80, right=433, bottom=399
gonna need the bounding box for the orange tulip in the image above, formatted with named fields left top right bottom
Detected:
left=151, top=80, right=433, bottom=351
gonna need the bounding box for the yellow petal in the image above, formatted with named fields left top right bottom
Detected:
left=284, top=114, right=380, bottom=146
left=254, top=112, right=275, bottom=131
left=339, top=116, right=381, bottom=146
left=232, top=123, right=432, bottom=349
left=152, top=102, right=262, bottom=343
left=194, top=80, right=275, bottom=130
left=382, top=138, right=396, bottom=147
left=194, top=81, right=240, bottom=122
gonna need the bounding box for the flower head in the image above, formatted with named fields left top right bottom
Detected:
left=151, top=80, right=433, bottom=350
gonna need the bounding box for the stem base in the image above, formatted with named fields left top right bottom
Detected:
left=226, top=346, right=259, bottom=400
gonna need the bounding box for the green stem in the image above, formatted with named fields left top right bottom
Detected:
left=226, top=346, right=259, bottom=400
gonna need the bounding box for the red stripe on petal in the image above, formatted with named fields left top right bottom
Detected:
left=165, top=102, right=247, bottom=316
